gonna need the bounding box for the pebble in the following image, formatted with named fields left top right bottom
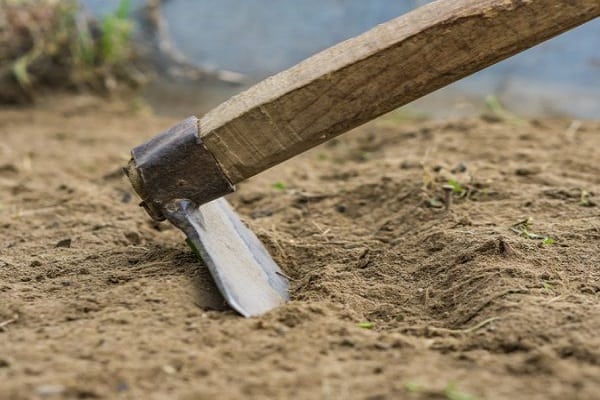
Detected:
left=240, top=192, right=264, bottom=204
left=124, top=231, right=141, bottom=245
left=515, top=166, right=541, bottom=176
left=55, top=238, right=72, bottom=248
left=162, top=365, right=177, bottom=375
left=35, top=384, right=65, bottom=397
left=451, top=162, right=468, bottom=173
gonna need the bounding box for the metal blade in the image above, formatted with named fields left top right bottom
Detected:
left=163, top=198, right=289, bottom=317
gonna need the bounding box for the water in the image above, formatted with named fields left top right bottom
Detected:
left=82, top=0, right=599, bottom=118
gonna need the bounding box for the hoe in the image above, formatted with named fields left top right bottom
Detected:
left=124, top=0, right=599, bottom=316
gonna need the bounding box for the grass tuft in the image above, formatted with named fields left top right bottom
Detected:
left=98, top=0, right=133, bottom=64
left=1, top=0, right=141, bottom=103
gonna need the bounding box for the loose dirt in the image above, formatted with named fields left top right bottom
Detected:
left=0, top=96, right=599, bottom=399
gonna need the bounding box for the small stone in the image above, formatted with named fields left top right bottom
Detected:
left=162, top=365, right=177, bottom=375
left=124, top=231, right=141, bottom=245
left=373, top=342, right=389, bottom=351
left=451, top=162, right=467, bottom=173
left=426, top=198, right=444, bottom=208
left=274, top=324, right=288, bottom=336
left=36, top=384, right=66, bottom=396
left=356, top=249, right=370, bottom=269
left=120, top=191, right=132, bottom=203
left=335, top=204, right=347, bottom=213
left=239, top=192, right=264, bottom=204
left=55, top=238, right=71, bottom=248
left=515, top=167, right=541, bottom=176
left=0, top=164, right=18, bottom=174
left=400, top=160, right=419, bottom=169
left=250, top=209, right=272, bottom=219
left=116, top=382, right=129, bottom=392
left=540, top=272, right=551, bottom=280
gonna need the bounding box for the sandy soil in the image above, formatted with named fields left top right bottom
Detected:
left=0, top=96, right=599, bottom=400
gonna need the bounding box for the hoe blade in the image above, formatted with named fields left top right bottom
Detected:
left=163, top=198, right=289, bottom=317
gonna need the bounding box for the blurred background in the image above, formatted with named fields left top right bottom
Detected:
left=83, top=0, right=600, bottom=118
left=3, top=0, right=599, bottom=118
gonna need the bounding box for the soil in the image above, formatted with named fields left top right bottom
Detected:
left=0, top=96, right=599, bottom=400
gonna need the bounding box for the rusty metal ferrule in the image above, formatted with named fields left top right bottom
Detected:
left=125, top=116, right=234, bottom=221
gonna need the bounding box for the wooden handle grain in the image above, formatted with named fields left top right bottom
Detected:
left=200, top=0, right=599, bottom=184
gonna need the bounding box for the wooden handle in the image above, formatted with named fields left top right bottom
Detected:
left=200, top=0, right=599, bottom=184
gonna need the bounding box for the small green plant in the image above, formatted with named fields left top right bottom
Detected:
left=541, top=237, right=554, bottom=246
left=404, top=381, right=422, bottom=393
left=444, top=382, right=479, bottom=400
left=74, top=0, right=133, bottom=66
left=272, top=181, right=286, bottom=191
left=483, top=95, right=524, bottom=124
left=404, top=380, right=478, bottom=400
left=542, top=281, right=553, bottom=291
left=510, top=218, right=554, bottom=246
left=446, top=179, right=465, bottom=195
left=357, top=321, right=373, bottom=329
left=12, top=55, right=34, bottom=86
left=580, top=190, right=595, bottom=207
left=76, top=25, right=97, bottom=66
left=484, top=95, right=507, bottom=115
left=98, top=0, right=133, bottom=64
left=72, top=0, right=98, bottom=67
